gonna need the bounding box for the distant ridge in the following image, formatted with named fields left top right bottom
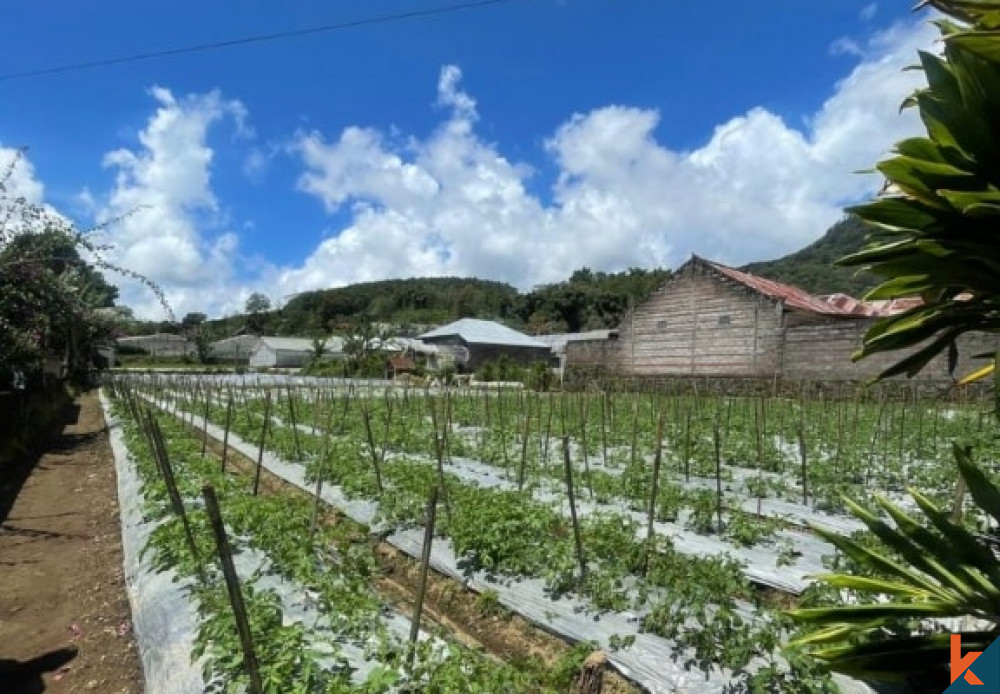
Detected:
left=742, top=216, right=878, bottom=298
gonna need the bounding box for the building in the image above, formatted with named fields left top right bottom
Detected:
left=248, top=336, right=345, bottom=369
left=418, top=318, right=552, bottom=371
left=210, top=335, right=261, bottom=363
left=567, top=255, right=999, bottom=382
left=534, top=330, right=615, bottom=383
left=116, top=333, right=194, bottom=358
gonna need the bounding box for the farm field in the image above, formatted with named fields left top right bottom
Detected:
left=105, top=374, right=1000, bottom=693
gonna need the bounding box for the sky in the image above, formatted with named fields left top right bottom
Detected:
left=0, top=1, right=937, bottom=319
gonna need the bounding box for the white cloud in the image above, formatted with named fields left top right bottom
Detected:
left=0, top=146, right=45, bottom=205
left=861, top=3, right=878, bottom=21
left=90, top=87, right=258, bottom=319
left=279, top=18, right=934, bottom=296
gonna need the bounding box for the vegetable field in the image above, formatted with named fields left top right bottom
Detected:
left=104, top=374, right=999, bottom=694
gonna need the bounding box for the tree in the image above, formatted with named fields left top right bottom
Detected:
left=244, top=292, right=271, bottom=334
left=245, top=292, right=271, bottom=315
left=0, top=151, right=170, bottom=380
left=788, top=3, right=1000, bottom=688
left=181, top=312, right=207, bottom=329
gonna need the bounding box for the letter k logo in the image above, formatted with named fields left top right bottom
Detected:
left=952, top=634, right=985, bottom=685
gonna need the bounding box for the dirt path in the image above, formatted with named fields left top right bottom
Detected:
left=0, top=390, right=143, bottom=694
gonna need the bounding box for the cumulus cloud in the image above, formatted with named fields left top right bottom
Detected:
left=91, top=87, right=256, bottom=319
left=0, top=146, right=45, bottom=205
left=278, top=18, right=934, bottom=297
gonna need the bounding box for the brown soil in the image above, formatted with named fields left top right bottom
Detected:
left=0, top=390, right=143, bottom=694
left=191, top=419, right=638, bottom=694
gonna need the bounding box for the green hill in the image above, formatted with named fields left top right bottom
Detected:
left=742, top=216, right=878, bottom=297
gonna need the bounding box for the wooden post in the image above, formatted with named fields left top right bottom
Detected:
left=221, top=390, right=234, bottom=473
left=361, top=403, right=385, bottom=494
left=643, top=408, right=666, bottom=575
left=201, top=386, right=212, bottom=458
left=563, top=436, right=587, bottom=585
left=146, top=415, right=206, bottom=585
left=286, top=385, right=303, bottom=463
left=517, top=395, right=532, bottom=492
left=408, top=485, right=439, bottom=671
left=202, top=486, right=264, bottom=694
left=798, top=421, right=808, bottom=506
left=573, top=651, right=607, bottom=694
left=253, top=390, right=272, bottom=496
left=712, top=422, right=723, bottom=533
left=309, top=401, right=335, bottom=543
left=683, top=406, right=692, bottom=482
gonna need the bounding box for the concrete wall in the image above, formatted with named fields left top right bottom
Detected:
left=783, top=320, right=1000, bottom=381
left=614, top=264, right=784, bottom=376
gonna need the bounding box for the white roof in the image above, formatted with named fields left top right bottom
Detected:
left=117, top=333, right=190, bottom=343
left=366, top=336, right=440, bottom=354
left=533, top=330, right=614, bottom=352
left=419, top=319, right=547, bottom=348
left=257, top=336, right=344, bottom=353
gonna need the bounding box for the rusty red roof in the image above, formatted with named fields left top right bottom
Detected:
left=698, top=258, right=861, bottom=316
left=690, top=256, right=923, bottom=318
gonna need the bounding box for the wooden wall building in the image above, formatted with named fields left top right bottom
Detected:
left=567, top=255, right=998, bottom=382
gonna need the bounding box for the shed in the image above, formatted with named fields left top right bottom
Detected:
left=534, top=330, right=615, bottom=380
left=570, top=255, right=1000, bottom=381
left=116, top=333, right=194, bottom=358
left=418, top=318, right=552, bottom=371
left=210, top=335, right=261, bottom=363
left=248, top=336, right=345, bottom=369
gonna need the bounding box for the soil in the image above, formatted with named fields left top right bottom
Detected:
left=0, top=390, right=143, bottom=694
left=192, top=419, right=639, bottom=694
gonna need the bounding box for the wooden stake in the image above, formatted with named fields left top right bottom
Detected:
left=563, top=436, right=587, bottom=585
left=202, top=485, right=264, bottom=694
left=408, top=484, right=439, bottom=671
left=221, top=390, right=234, bottom=473
left=146, top=414, right=206, bottom=585
left=643, top=408, right=666, bottom=575
left=253, top=390, right=272, bottom=496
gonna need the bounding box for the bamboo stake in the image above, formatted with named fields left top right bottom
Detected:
left=202, top=485, right=264, bottom=694
left=407, top=485, right=439, bottom=671
left=643, top=408, right=666, bottom=575
left=252, top=390, right=272, bottom=496
left=563, top=435, right=587, bottom=585
left=221, top=389, right=234, bottom=473
left=146, top=414, right=206, bottom=585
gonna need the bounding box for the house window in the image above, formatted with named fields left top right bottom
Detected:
left=718, top=315, right=731, bottom=326
left=656, top=320, right=668, bottom=331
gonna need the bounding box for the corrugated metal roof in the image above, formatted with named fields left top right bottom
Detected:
left=700, top=258, right=855, bottom=316
left=365, top=336, right=440, bottom=354
left=257, top=336, right=344, bottom=353
left=117, top=333, right=191, bottom=343
left=419, top=318, right=548, bottom=348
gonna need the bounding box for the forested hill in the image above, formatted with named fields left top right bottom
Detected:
left=742, top=216, right=878, bottom=297
left=155, top=267, right=673, bottom=338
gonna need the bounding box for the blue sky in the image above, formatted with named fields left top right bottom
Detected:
left=1, top=1, right=932, bottom=318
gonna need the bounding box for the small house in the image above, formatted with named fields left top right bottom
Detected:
left=116, top=333, right=195, bottom=358
left=248, top=336, right=345, bottom=369
left=418, top=318, right=551, bottom=371
left=210, top=335, right=261, bottom=363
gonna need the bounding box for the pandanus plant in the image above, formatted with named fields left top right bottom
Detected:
left=786, top=1, right=1000, bottom=690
